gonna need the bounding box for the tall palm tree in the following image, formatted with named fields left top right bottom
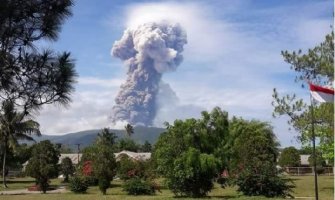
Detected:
left=0, top=101, right=40, bottom=188
left=124, top=123, right=134, bottom=137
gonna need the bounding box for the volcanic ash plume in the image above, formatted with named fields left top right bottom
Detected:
left=110, top=21, right=187, bottom=126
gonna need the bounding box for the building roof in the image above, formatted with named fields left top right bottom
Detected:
left=300, top=154, right=310, bottom=166
left=59, top=153, right=82, bottom=165
left=114, top=150, right=151, bottom=161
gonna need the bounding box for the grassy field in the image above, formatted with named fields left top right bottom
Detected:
left=0, top=176, right=333, bottom=199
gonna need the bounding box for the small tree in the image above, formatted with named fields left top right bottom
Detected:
left=61, top=157, right=74, bottom=182
left=92, top=144, right=117, bottom=195
left=141, top=141, right=152, bottom=152
left=80, top=128, right=117, bottom=195
left=96, top=128, right=117, bottom=146
left=154, top=107, right=229, bottom=197
left=0, top=101, right=40, bottom=187
left=229, top=118, right=294, bottom=198
left=25, top=140, right=60, bottom=193
left=118, top=138, right=139, bottom=152
left=124, top=124, right=134, bottom=137
left=308, top=152, right=327, bottom=174
left=279, top=147, right=301, bottom=167
left=117, top=155, right=137, bottom=180
left=116, top=155, right=154, bottom=181
left=167, top=148, right=218, bottom=197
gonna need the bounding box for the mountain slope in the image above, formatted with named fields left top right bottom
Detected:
left=30, top=126, right=165, bottom=150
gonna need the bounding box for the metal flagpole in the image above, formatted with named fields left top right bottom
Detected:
left=310, top=94, right=319, bottom=200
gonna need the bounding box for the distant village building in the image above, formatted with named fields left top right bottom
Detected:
left=114, top=150, right=151, bottom=161
left=59, top=153, right=82, bottom=165
left=299, top=154, right=310, bottom=166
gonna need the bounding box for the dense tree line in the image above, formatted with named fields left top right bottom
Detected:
left=153, top=107, right=293, bottom=198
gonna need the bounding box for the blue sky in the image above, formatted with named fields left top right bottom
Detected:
left=36, top=0, right=333, bottom=147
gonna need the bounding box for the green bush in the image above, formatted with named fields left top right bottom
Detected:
left=98, top=178, right=110, bottom=195
left=235, top=169, right=294, bottom=198
left=69, top=176, right=88, bottom=193
left=316, top=166, right=325, bottom=175
left=167, top=148, right=218, bottom=197
left=123, top=178, right=155, bottom=195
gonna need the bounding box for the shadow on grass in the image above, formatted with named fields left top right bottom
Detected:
left=110, top=182, right=123, bottom=188
left=6, top=180, right=35, bottom=184
left=171, top=195, right=240, bottom=199
left=209, top=195, right=240, bottom=199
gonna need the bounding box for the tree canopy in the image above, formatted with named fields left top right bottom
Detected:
left=25, top=140, right=60, bottom=193
left=0, top=100, right=40, bottom=187
left=272, top=32, right=334, bottom=161
left=0, top=0, right=77, bottom=113
left=228, top=118, right=293, bottom=198
left=278, top=146, right=301, bottom=167
left=61, top=157, right=74, bottom=183
left=81, top=128, right=117, bottom=195
left=153, top=107, right=229, bottom=197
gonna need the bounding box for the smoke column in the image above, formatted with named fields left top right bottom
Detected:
left=110, top=21, right=187, bottom=126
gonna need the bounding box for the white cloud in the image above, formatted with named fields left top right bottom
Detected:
left=36, top=90, right=113, bottom=134
left=78, top=77, right=123, bottom=88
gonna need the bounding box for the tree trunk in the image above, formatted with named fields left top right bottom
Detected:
left=2, top=141, right=8, bottom=188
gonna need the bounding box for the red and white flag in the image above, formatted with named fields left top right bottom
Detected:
left=309, top=83, right=334, bottom=103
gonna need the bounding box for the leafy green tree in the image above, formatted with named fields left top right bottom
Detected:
left=308, top=152, right=327, bottom=174
left=96, top=128, right=117, bottom=147
left=228, top=118, right=293, bottom=198
left=153, top=107, right=229, bottom=197
left=116, top=154, right=154, bottom=181
left=278, top=147, right=301, bottom=167
left=118, top=138, right=139, bottom=152
left=0, top=0, right=77, bottom=113
left=116, top=155, right=137, bottom=180
left=58, top=145, right=73, bottom=153
left=25, top=140, right=60, bottom=193
left=308, top=152, right=327, bottom=167
left=124, top=124, right=134, bottom=137
left=141, top=141, right=152, bottom=152
left=92, top=144, right=116, bottom=195
left=0, top=0, right=77, bottom=112
left=0, top=101, right=40, bottom=188
left=10, top=143, right=32, bottom=167
left=168, top=148, right=219, bottom=197
left=272, top=32, right=334, bottom=161
left=299, top=146, right=313, bottom=154
left=81, top=128, right=117, bottom=195
left=61, top=157, right=74, bottom=183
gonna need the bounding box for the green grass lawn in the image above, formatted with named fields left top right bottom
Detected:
left=0, top=176, right=333, bottom=200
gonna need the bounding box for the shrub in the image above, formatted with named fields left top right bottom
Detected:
left=278, top=147, right=301, bottom=167
left=69, top=176, right=88, bottom=193
left=123, top=178, right=155, bottom=195
left=25, top=140, right=60, bottom=193
left=315, top=166, right=325, bottom=175
left=167, top=148, right=218, bottom=197
left=229, top=119, right=294, bottom=198
left=235, top=168, right=294, bottom=198
left=61, top=157, right=74, bottom=182
left=98, top=178, right=110, bottom=195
